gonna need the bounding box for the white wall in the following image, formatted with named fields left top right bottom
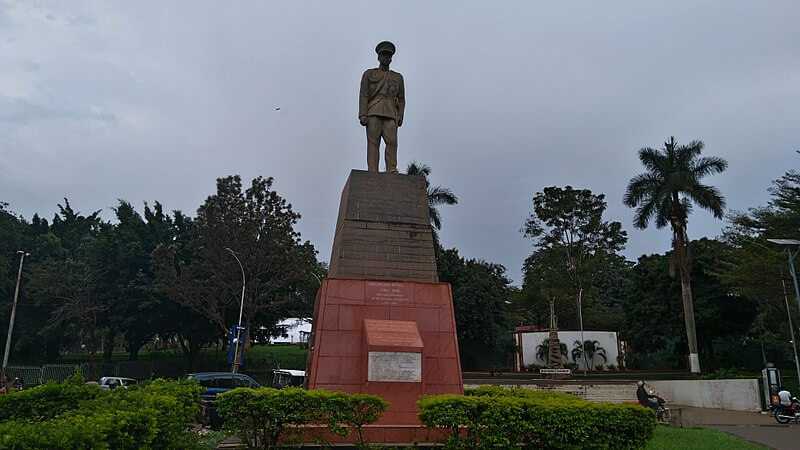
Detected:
left=270, top=318, right=311, bottom=344
left=520, top=331, right=619, bottom=370
left=649, top=379, right=762, bottom=412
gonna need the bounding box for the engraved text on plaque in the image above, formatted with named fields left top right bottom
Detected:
left=367, top=351, right=422, bottom=382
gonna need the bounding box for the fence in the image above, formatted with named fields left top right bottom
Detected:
left=4, top=364, right=81, bottom=387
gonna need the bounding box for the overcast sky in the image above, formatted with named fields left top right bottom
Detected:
left=1, top=1, right=798, bottom=284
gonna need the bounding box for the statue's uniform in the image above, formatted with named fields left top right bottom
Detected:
left=359, top=68, right=405, bottom=173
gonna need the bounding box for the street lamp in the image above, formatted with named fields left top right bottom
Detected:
left=225, top=248, right=246, bottom=374
left=2, top=251, right=30, bottom=383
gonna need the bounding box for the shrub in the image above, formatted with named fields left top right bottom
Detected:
left=81, top=379, right=203, bottom=448
left=217, top=387, right=315, bottom=449
left=217, top=388, right=388, bottom=450
left=419, top=386, right=655, bottom=450
left=0, top=381, right=105, bottom=422
left=0, top=378, right=202, bottom=450
left=0, top=409, right=157, bottom=450
left=324, top=393, right=389, bottom=448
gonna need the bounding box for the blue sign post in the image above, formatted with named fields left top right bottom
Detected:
left=227, top=325, right=248, bottom=368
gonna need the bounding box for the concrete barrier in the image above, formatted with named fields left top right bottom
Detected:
left=649, top=379, right=761, bottom=412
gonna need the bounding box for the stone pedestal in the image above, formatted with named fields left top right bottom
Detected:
left=328, top=170, right=438, bottom=283
left=305, top=170, right=463, bottom=442
left=306, top=279, right=463, bottom=425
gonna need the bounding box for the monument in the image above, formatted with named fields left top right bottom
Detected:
left=359, top=41, right=405, bottom=173
left=305, top=42, right=463, bottom=443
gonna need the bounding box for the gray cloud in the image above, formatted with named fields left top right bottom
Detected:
left=0, top=1, right=798, bottom=284
left=0, top=96, right=116, bottom=124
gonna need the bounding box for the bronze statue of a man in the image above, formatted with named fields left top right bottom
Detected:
left=359, top=41, right=405, bottom=173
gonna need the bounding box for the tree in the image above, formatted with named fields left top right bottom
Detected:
left=624, top=137, right=727, bottom=373
left=23, top=200, right=105, bottom=359
left=720, top=161, right=800, bottom=367
left=623, top=238, right=758, bottom=370
left=571, top=340, right=607, bottom=370
left=522, top=186, right=627, bottom=368
left=405, top=162, right=458, bottom=251
left=535, top=338, right=568, bottom=365
left=154, top=176, right=320, bottom=342
left=437, top=248, right=513, bottom=369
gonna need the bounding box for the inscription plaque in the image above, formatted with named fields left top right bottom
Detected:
left=367, top=351, right=422, bottom=382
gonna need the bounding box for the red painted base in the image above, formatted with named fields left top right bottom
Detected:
left=306, top=278, right=463, bottom=427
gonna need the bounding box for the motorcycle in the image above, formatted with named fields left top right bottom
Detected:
left=653, top=397, right=671, bottom=423
left=771, top=396, right=800, bottom=424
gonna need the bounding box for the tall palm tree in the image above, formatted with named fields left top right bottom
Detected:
left=405, top=162, right=458, bottom=249
left=624, top=137, right=727, bottom=373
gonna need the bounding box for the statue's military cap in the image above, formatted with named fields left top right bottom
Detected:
left=375, top=41, right=396, bottom=55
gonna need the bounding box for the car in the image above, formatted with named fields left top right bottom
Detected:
left=271, top=369, right=305, bottom=388
left=98, top=377, right=137, bottom=390
left=187, top=372, right=261, bottom=427
left=187, top=372, right=260, bottom=399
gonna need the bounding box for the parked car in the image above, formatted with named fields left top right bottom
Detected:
left=271, top=369, right=305, bottom=388
left=98, top=377, right=138, bottom=390
left=187, top=372, right=260, bottom=427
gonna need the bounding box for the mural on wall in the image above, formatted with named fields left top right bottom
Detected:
left=520, top=331, right=620, bottom=370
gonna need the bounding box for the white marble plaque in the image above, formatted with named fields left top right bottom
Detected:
left=367, top=351, right=422, bottom=382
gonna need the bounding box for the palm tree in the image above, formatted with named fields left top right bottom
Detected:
left=571, top=340, right=607, bottom=371
left=405, top=162, right=458, bottom=249
left=536, top=338, right=568, bottom=365
left=624, top=137, right=727, bottom=373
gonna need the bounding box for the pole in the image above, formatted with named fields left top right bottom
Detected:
left=2, top=251, right=27, bottom=382
left=786, top=248, right=800, bottom=316
left=781, top=278, right=800, bottom=389
left=226, top=248, right=246, bottom=374
left=577, top=288, right=588, bottom=374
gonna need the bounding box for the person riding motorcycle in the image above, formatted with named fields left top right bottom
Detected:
left=637, top=380, right=665, bottom=411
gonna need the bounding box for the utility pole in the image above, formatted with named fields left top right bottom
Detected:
left=2, top=251, right=29, bottom=383
left=225, top=248, right=246, bottom=374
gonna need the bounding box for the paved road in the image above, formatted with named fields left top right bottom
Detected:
left=711, top=425, right=797, bottom=450
left=676, top=406, right=797, bottom=450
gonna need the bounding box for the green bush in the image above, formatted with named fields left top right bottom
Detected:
left=419, top=386, right=655, bottom=450
left=0, top=409, right=157, bottom=450
left=0, top=379, right=203, bottom=450
left=0, top=381, right=105, bottom=422
left=81, top=379, right=203, bottom=448
left=324, top=393, right=389, bottom=448
left=217, top=388, right=388, bottom=450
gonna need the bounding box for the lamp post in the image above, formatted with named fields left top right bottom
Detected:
left=2, top=251, right=29, bottom=383
left=225, top=248, right=246, bottom=374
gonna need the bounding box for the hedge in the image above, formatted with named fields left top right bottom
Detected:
left=0, top=409, right=156, bottom=450
left=0, top=378, right=203, bottom=450
left=217, top=387, right=388, bottom=450
left=0, top=377, right=104, bottom=422
left=418, top=386, right=655, bottom=450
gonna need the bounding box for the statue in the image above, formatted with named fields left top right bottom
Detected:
left=359, top=41, right=405, bottom=173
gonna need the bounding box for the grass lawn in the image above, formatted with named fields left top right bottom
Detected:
left=246, top=344, right=307, bottom=369
left=646, top=426, right=766, bottom=450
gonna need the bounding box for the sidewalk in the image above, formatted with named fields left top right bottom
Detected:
left=674, top=406, right=796, bottom=450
